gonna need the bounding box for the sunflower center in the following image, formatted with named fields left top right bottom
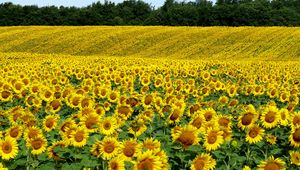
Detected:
left=110, top=161, right=119, bottom=170
left=170, top=110, right=180, bottom=121
left=204, top=112, right=213, bottom=121
left=2, top=142, right=12, bottom=154
left=177, top=131, right=195, bottom=147
left=75, top=132, right=84, bottom=142
left=218, top=118, right=230, bottom=127
left=144, top=95, right=153, bottom=105
left=194, top=158, right=206, bottom=170
left=104, top=122, right=111, bottom=130
left=264, top=162, right=280, bottom=170
left=31, top=140, right=43, bottom=150
left=265, top=111, right=276, bottom=123
left=28, top=130, right=38, bottom=139
left=46, top=118, right=55, bottom=128
left=104, top=142, right=115, bottom=153
left=10, top=128, right=19, bottom=138
left=293, top=116, right=300, bottom=126
left=249, top=128, right=259, bottom=138
left=293, top=129, right=300, bottom=142
left=51, top=100, right=60, bottom=110
left=2, top=91, right=11, bottom=99
left=45, top=91, right=51, bottom=98
left=192, top=117, right=202, bottom=129
left=241, top=113, right=253, bottom=126
left=110, top=93, right=117, bottom=100
left=137, top=158, right=154, bottom=170
left=85, top=118, right=97, bottom=129
left=123, top=144, right=135, bottom=157
left=118, top=106, right=131, bottom=117
left=207, top=133, right=217, bottom=144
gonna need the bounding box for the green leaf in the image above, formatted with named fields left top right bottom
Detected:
left=36, top=162, right=56, bottom=170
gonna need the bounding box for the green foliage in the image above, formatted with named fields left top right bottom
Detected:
left=0, top=0, right=300, bottom=26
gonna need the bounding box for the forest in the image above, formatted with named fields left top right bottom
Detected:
left=0, top=0, right=300, bottom=26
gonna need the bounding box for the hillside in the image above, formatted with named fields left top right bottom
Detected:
left=0, top=26, right=299, bottom=59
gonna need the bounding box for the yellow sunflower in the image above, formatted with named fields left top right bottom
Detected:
left=172, top=125, right=200, bottom=149
left=99, top=116, right=117, bottom=136
left=99, top=137, right=120, bottom=160
left=189, top=113, right=205, bottom=131
left=238, top=110, right=258, bottom=130
left=266, top=134, right=277, bottom=145
left=245, top=125, right=265, bottom=144
left=190, top=153, right=216, bottom=170
left=108, top=157, right=125, bottom=170
left=128, top=120, right=147, bottom=137
left=278, top=108, right=289, bottom=126
left=27, top=135, right=47, bottom=155
left=120, top=139, right=141, bottom=161
left=0, top=137, right=18, bottom=160
left=167, top=106, right=183, bottom=125
left=203, top=128, right=224, bottom=151
left=70, top=127, right=88, bottom=147
left=217, top=114, right=232, bottom=129
left=290, top=150, right=300, bottom=166
left=257, top=156, right=285, bottom=170
left=289, top=126, right=300, bottom=147
left=260, top=106, right=280, bottom=129
left=6, top=125, right=23, bottom=140
left=43, top=114, right=59, bottom=132
left=79, top=113, right=100, bottom=133
left=291, top=111, right=300, bottom=127
left=142, top=138, right=161, bottom=152
left=134, top=150, right=163, bottom=170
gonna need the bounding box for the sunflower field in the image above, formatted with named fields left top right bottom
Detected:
left=0, top=46, right=300, bottom=170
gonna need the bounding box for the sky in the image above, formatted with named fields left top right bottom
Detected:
left=0, top=0, right=215, bottom=8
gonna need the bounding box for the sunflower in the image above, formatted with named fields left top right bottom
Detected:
left=108, top=90, right=119, bottom=103
left=23, top=126, right=42, bottom=142
left=6, top=125, right=23, bottom=140
left=70, top=127, right=88, bottom=147
left=172, top=125, right=200, bottom=149
left=167, top=106, right=183, bottom=124
left=99, top=116, right=117, bottom=136
left=189, top=113, right=205, bottom=131
left=260, top=106, right=280, bottom=129
left=238, top=110, right=258, bottom=130
left=155, top=150, right=169, bottom=170
left=99, top=137, right=120, bottom=160
left=245, top=125, right=265, bottom=144
left=141, top=93, right=154, bottom=107
left=266, top=134, right=277, bottom=145
left=0, top=137, right=18, bottom=160
left=47, top=99, right=62, bottom=113
left=120, top=139, right=141, bottom=161
left=257, top=156, right=285, bottom=170
left=43, top=114, right=59, bottom=132
left=109, top=157, right=125, bottom=170
left=27, top=135, right=47, bottom=155
left=1, top=90, right=13, bottom=102
left=190, top=153, right=216, bottom=170
left=291, top=111, right=300, bottom=127
left=128, top=120, right=147, bottom=137
left=289, top=150, right=300, bottom=166
left=217, top=114, right=232, bottom=129
left=79, top=113, right=100, bottom=133
left=278, top=108, right=289, bottom=126
left=203, top=128, right=224, bottom=151
left=115, top=105, right=133, bottom=120
left=142, top=138, right=161, bottom=152
left=48, top=141, right=68, bottom=160
left=289, top=126, right=300, bottom=147
left=134, top=150, right=163, bottom=170
left=201, top=108, right=216, bottom=123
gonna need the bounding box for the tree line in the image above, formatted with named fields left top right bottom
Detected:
left=0, top=0, right=299, bottom=26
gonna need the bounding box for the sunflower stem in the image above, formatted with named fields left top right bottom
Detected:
left=27, top=150, right=30, bottom=170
